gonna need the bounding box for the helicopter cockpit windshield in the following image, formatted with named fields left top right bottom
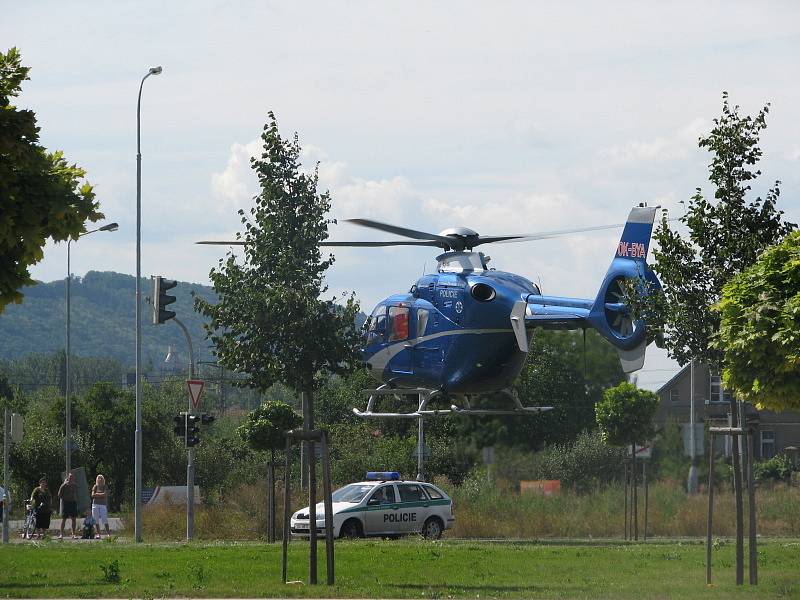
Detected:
left=437, top=252, right=488, bottom=273
left=364, top=304, right=386, bottom=344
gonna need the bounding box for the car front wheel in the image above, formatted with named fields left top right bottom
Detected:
left=339, top=518, right=362, bottom=539
left=422, top=517, right=443, bottom=540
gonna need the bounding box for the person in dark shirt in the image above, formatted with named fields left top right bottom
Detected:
left=30, top=477, right=52, bottom=538
left=58, top=472, right=79, bottom=539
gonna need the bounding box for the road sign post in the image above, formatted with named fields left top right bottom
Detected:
left=186, top=379, right=203, bottom=541
left=482, top=446, right=494, bottom=482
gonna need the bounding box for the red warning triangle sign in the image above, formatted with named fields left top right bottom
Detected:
left=187, top=379, right=205, bottom=409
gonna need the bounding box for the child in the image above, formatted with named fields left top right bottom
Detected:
left=82, top=511, right=97, bottom=540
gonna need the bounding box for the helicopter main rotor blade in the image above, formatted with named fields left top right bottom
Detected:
left=321, top=240, right=441, bottom=247
left=478, top=222, right=628, bottom=244
left=196, top=241, right=245, bottom=245
left=344, top=218, right=454, bottom=247
left=479, top=217, right=680, bottom=246
left=197, top=240, right=439, bottom=247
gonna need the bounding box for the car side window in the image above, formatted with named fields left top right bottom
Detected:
left=369, top=485, right=396, bottom=505
left=398, top=483, right=427, bottom=503
left=423, top=485, right=443, bottom=500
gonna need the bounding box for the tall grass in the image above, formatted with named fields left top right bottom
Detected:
left=448, top=475, right=800, bottom=538
left=123, top=477, right=800, bottom=540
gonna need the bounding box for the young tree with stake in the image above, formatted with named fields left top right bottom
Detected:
left=195, top=112, right=361, bottom=582
left=595, top=381, right=658, bottom=540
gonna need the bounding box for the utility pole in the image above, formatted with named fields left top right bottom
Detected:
left=135, top=65, right=162, bottom=543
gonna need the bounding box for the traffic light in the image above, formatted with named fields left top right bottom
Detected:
left=173, top=412, right=186, bottom=438
left=200, top=413, right=215, bottom=426
left=153, top=276, right=177, bottom=324
left=186, top=414, right=201, bottom=447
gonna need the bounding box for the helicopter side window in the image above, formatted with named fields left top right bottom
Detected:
left=388, top=306, right=409, bottom=341
left=416, top=309, right=429, bottom=338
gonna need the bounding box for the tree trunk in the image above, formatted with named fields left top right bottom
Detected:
left=643, top=460, right=648, bottom=542
left=706, top=432, right=716, bottom=584
left=730, top=397, right=744, bottom=585
left=632, top=443, right=638, bottom=541
left=623, top=460, right=629, bottom=540
left=267, top=450, right=275, bottom=543
left=747, top=430, right=758, bottom=585
left=302, top=388, right=317, bottom=585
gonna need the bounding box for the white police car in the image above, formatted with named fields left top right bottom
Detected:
left=290, top=472, right=454, bottom=539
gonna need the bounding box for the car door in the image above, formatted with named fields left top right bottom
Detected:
left=363, top=484, right=399, bottom=535
left=396, top=483, right=429, bottom=533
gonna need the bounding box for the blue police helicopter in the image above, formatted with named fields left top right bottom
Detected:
left=199, top=206, right=660, bottom=417
left=319, top=205, right=661, bottom=417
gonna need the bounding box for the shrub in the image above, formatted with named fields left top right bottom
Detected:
left=753, top=455, right=793, bottom=483
left=531, top=430, right=626, bottom=492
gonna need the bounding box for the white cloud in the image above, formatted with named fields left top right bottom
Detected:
left=208, top=139, right=428, bottom=236
left=599, top=118, right=710, bottom=165
left=785, top=146, right=800, bottom=161
left=210, top=139, right=261, bottom=210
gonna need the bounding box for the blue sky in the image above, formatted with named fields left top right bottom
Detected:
left=4, top=1, right=800, bottom=389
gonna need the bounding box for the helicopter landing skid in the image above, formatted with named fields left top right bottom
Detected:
left=352, top=386, right=450, bottom=418
left=450, top=388, right=553, bottom=415
left=353, top=386, right=552, bottom=418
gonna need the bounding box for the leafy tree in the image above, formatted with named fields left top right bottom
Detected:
left=238, top=400, right=301, bottom=540
left=0, top=48, right=102, bottom=312
left=713, top=231, right=800, bottom=412
left=70, top=383, right=177, bottom=510
left=595, top=382, right=658, bottom=449
left=644, top=92, right=795, bottom=367
left=195, top=112, right=361, bottom=399
left=638, top=92, right=795, bottom=574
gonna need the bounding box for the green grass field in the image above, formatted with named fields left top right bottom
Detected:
left=1, top=539, right=798, bottom=599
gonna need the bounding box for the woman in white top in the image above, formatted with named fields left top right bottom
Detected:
left=90, top=474, right=111, bottom=538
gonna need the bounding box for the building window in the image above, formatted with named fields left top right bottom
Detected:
left=669, top=389, right=680, bottom=403
left=709, top=373, right=732, bottom=403
left=761, top=431, right=775, bottom=459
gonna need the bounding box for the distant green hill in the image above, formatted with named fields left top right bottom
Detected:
left=0, top=271, right=216, bottom=367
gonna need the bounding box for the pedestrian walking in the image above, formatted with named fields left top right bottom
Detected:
left=90, top=474, right=111, bottom=538
left=58, top=472, right=78, bottom=539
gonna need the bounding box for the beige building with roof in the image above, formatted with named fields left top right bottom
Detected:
left=655, top=362, right=800, bottom=460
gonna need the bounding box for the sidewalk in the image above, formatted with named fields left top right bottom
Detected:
left=6, top=516, right=124, bottom=532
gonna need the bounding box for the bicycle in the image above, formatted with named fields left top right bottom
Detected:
left=21, top=501, right=36, bottom=540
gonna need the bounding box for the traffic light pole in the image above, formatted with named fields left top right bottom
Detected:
left=173, top=317, right=196, bottom=541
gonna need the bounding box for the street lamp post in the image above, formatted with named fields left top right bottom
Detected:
left=135, top=65, right=162, bottom=543
left=65, top=223, right=119, bottom=474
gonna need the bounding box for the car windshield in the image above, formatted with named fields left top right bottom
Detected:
left=331, top=484, right=374, bottom=503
